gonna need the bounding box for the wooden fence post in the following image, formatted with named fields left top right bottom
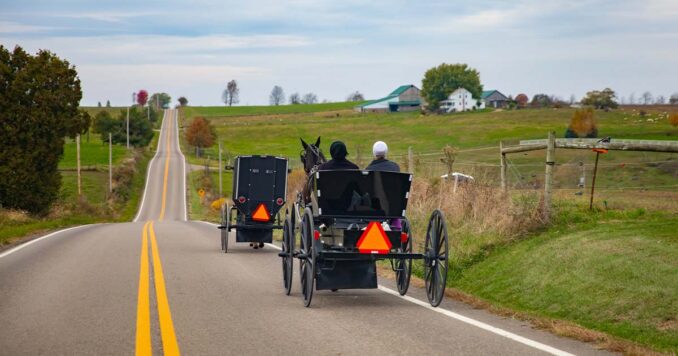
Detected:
left=544, top=131, right=556, bottom=221
left=76, top=134, right=81, bottom=198
left=499, top=141, right=507, bottom=191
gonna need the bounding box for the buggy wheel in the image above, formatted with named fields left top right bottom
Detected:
left=221, top=204, right=231, bottom=253
left=424, top=210, right=449, bottom=307
left=299, top=208, right=315, bottom=307
left=396, top=218, right=413, bottom=296
left=282, top=215, right=293, bottom=295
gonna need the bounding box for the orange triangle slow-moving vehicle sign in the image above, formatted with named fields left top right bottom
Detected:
left=357, top=222, right=392, bottom=254
left=252, top=203, right=270, bottom=222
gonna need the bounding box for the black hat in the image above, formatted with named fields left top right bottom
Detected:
left=330, top=141, right=348, bottom=160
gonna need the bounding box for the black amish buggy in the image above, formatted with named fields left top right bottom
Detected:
left=279, top=170, right=449, bottom=307
left=218, top=155, right=288, bottom=253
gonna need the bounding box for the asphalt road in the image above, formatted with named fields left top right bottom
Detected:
left=0, top=110, right=613, bottom=355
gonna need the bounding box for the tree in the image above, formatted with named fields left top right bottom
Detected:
left=302, top=92, right=318, bottom=104
left=628, top=92, right=636, bottom=105
left=669, top=93, right=678, bottom=105
left=97, top=101, right=102, bottom=107
left=565, top=108, right=598, bottom=138
left=93, top=108, right=154, bottom=147
left=531, top=94, right=553, bottom=108
left=137, top=89, right=148, bottom=106
left=0, top=45, right=87, bottom=215
left=270, top=85, right=285, bottom=105
left=178, top=96, right=188, bottom=107
left=569, top=94, right=576, bottom=104
left=515, top=93, right=529, bottom=108
left=346, top=91, right=364, bottom=102
left=581, top=88, right=618, bottom=110
left=149, top=92, right=171, bottom=109
left=655, top=95, right=666, bottom=104
left=289, top=92, right=301, bottom=104
left=641, top=91, right=653, bottom=105
left=222, top=80, right=239, bottom=106
left=421, top=63, right=482, bottom=110
left=106, top=100, right=111, bottom=107
left=186, top=117, right=216, bottom=156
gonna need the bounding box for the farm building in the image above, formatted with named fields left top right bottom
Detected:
left=439, top=88, right=484, bottom=113
left=481, top=90, right=509, bottom=108
left=356, top=85, right=423, bottom=112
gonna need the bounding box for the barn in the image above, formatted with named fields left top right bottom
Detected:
left=356, top=85, right=423, bottom=113
left=481, top=90, right=509, bottom=108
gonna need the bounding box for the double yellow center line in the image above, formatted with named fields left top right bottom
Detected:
left=136, top=111, right=180, bottom=355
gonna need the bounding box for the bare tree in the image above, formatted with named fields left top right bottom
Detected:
left=302, top=92, right=318, bottom=104
left=346, top=91, right=365, bottom=102
left=289, top=92, right=301, bottom=104
left=655, top=95, right=666, bottom=104
left=670, top=93, right=678, bottom=105
left=641, top=91, right=653, bottom=105
left=628, top=92, right=636, bottom=105
left=569, top=94, right=576, bottom=104
left=222, top=80, right=240, bottom=106
left=270, top=85, right=285, bottom=105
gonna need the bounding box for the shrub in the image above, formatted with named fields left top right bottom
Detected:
left=669, top=113, right=678, bottom=127
left=566, top=108, right=598, bottom=138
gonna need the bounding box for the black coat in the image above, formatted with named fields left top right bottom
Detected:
left=318, top=159, right=359, bottom=171
left=366, top=159, right=400, bottom=172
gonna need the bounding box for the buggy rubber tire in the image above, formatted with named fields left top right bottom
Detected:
left=300, top=208, right=315, bottom=307
left=424, top=209, right=449, bottom=307
left=282, top=213, right=294, bottom=295
left=221, top=204, right=231, bottom=253
left=396, top=218, right=413, bottom=296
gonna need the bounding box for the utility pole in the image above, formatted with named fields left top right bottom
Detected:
left=76, top=134, right=81, bottom=198
left=109, top=132, right=113, bottom=195
left=218, top=142, right=223, bottom=198
left=544, top=131, right=556, bottom=221
left=126, top=106, right=130, bottom=149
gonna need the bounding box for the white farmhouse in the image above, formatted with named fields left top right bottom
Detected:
left=439, top=88, right=484, bottom=113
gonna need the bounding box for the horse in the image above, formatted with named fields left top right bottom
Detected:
left=299, top=137, right=326, bottom=203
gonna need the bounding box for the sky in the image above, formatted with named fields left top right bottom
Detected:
left=1, top=0, right=677, bottom=106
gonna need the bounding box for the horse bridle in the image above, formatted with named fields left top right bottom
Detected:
left=301, top=144, right=325, bottom=173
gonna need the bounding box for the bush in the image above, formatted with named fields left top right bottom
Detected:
left=566, top=108, right=598, bottom=138
left=669, top=113, right=678, bottom=127
left=93, top=108, right=154, bottom=147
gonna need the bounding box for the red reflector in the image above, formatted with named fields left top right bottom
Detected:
left=252, top=204, right=270, bottom=222
left=356, top=222, right=392, bottom=254
left=400, top=232, right=408, bottom=244
left=313, top=230, right=320, bottom=240
left=238, top=196, right=246, bottom=203
left=276, top=198, right=284, bottom=206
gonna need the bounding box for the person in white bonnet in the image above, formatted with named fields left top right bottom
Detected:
left=365, top=141, right=400, bottom=172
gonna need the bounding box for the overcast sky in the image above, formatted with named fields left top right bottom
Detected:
left=1, top=0, right=677, bottom=106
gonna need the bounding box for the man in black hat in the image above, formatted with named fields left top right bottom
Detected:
left=318, top=141, right=359, bottom=170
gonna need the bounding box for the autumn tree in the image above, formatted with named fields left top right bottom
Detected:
left=222, top=80, right=239, bottom=106
left=346, top=91, right=364, bottom=102
left=270, top=85, right=285, bottom=105
left=565, top=108, right=598, bottom=138
left=515, top=93, right=529, bottom=108
left=421, top=63, right=482, bottom=110
left=581, top=88, right=618, bottom=110
left=186, top=117, right=216, bottom=157
left=178, top=96, right=188, bottom=106
left=289, top=92, right=301, bottom=104
left=530, top=94, right=553, bottom=108
left=137, top=89, right=149, bottom=106
left=0, top=45, right=88, bottom=215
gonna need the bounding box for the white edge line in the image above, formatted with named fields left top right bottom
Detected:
left=192, top=220, right=572, bottom=355
left=175, top=109, right=188, bottom=222
left=0, top=224, right=95, bottom=259
left=133, top=109, right=166, bottom=222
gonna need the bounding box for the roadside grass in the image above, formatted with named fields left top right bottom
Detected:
left=60, top=135, right=128, bottom=169
left=453, top=208, right=678, bottom=352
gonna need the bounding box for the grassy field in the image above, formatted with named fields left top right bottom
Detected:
left=455, top=209, right=678, bottom=352
left=182, top=101, right=362, bottom=119
left=60, top=135, right=129, bottom=169
left=180, top=103, right=677, bottom=352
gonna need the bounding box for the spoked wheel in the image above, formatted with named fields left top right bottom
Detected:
left=221, top=204, right=231, bottom=253
left=395, top=218, right=413, bottom=296
left=281, top=211, right=294, bottom=295
left=424, top=209, right=449, bottom=307
left=299, top=208, right=315, bottom=307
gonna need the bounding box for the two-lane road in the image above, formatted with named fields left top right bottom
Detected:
left=0, top=110, right=611, bottom=355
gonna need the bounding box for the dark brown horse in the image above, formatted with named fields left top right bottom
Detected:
left=299, top=137, right=326, bottom=202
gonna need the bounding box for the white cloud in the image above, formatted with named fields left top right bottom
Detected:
left=0, top=21, right=52, bottom=34
left=53, top=11, right=161, bottom=23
